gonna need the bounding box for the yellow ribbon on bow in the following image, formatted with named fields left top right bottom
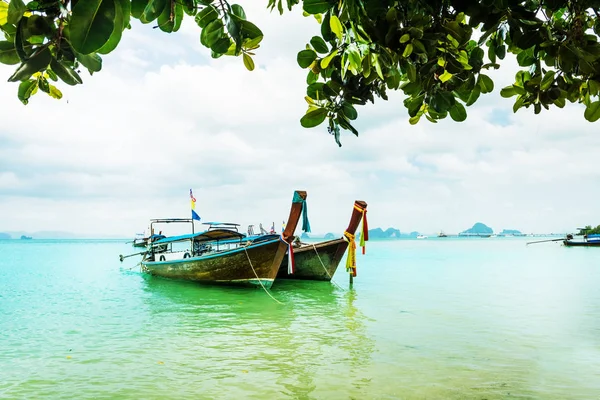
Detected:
left=344, top=231, right=357, bottom=277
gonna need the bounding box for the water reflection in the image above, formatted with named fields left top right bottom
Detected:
left=136, top=276, right=375, bottom=398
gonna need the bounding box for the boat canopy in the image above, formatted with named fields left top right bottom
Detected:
left=152, top=229, right=245, bottom=245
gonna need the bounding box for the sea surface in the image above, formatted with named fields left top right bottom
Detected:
left=1, top=237, right=599, bottom=399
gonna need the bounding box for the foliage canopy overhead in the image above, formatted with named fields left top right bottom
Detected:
left=1, top=0, right=600, bottom=145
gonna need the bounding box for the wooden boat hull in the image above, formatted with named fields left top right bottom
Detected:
left=141, top=238, right=287, bottom=288
left=563, top=240, right=600, bottom=247
left=277, top=238, right=349, bottom=281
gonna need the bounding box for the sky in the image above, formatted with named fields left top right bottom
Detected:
left=1, top=2, right=599, bottom=238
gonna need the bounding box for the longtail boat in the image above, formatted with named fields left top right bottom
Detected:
left=277, top=200, right=368, bottom=281
left=563, top=233, right=600, bottom=247
left=137, top=191, right=307, bottom=288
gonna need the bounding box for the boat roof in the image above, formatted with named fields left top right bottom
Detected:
left=152, top=229, right=244, bottom=245
left=150, top=218, right=194, bottom=223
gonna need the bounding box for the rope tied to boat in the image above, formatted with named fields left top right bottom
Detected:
left=311, top=244, right=344, bottom=290
left=243, top=247, right=282, bottom=304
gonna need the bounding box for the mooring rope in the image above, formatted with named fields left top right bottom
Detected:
left=311, top=244, right=345, bottom=291
left=243, top=247, right=283, bottom=304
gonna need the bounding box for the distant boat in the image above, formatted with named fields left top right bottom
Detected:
left=138, top=190, right=306, bottom=288
left=131, top=233, right=149, bottom=248
left=563, top=233, right=600, bottom=247
left=20, top=235, right=32, bottom=240
left=437, top=231, right=447, bottom=237
left=277, top=200, right=368, bottom=281
left=417, top=235, right=427, bottom=239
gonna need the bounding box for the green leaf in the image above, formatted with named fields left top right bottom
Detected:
left=200, top=18, right=224, bottom=48
left=211, top=37, right=231, bottom=54
left=17, top=79, right=37, bottom=104
left=38, top=76, right=49, bottom=93
left=97, top=0, right=125, bottom=53
left=157, top=0, right=175, bottom=32
left=70, top=0, right=116, bottom=55
left=409, top=114, right=421, bottom=125
left=8, top=47, right=51, bottom=82
left=465, top=86, right=481, bottom=106
left=195, top=5, right=218, bottom=28
left=500, top=86, right=517, bottom=98
left=303, top=0, right=332, bottom=14
left=373, top=54, right=384, bottom=80
left=297, top=49, right=317, bottom=68
left=430, top=91, right=454, bottom=113
left=300, top=107, right=328, bottom=128
left=329, top=15, right=343, bottom=41
left=320, top=49, right=337, bottom=69
left=49, top=57, right=83, bottom=85
left=516, top=46, right=535, bottom=66
left=439, top=70, right=452, bottom=83
left=76, top=52, right=103, bottom=73
left=181, top=0, right=195, bottom=16
left=26, top=15, right=52, bottom=36
left=238, top=18, right=263, bottom=40
left=477, top=74, right=494, bottom=93
left=449, top=102, right=467, bottom=122
left=131, top=0, right=149, bottom=18
left=0, top=41, right=20, bottom=65
left=231, top=4, right=246, bottom=19
left=14, top=17, right=27, bottom=62
left=48, top=84, right=63, bottom=99
left=242, top=53, right=254, bottom=71
left=540, top=70, right=555, bottom=90
left=400, top=34, right=410, bottom=44
left=513, top=96, right=524, bottom=113
left=0, top=1, right=8, bottom=26
left=584, top=101, right=600, bottom=122
left=141, top=0, right=167, bottom=23
left=7, top=0, right=25, bottom=25
left=341, top=102, right=357, bottom=120
left=402, top=43, right=413, bottom=58
left=406, top=61, right=416, bottom=82
left=310, top=36, right=328, bottom=54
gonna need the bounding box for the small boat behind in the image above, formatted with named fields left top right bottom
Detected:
left=131, top=233, right=149, bottom=248
left=563, top=233, right=600, bottom=247
left=417, top=234, right=427, bottom=239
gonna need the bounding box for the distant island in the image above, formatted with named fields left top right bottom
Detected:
left=368, top=228, right=420, bottom=239
left=461, top=222, right=493, bottom=235
left=498, top=229, right=525, bottom=236
left=0, top=233, right=10, bottom=239
left=20, top=235, right=32, bottom=240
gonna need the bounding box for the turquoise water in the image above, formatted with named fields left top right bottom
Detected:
left=1, top=238, right=599, bottom=399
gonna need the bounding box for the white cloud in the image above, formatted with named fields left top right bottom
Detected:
left=1, top=4, right=599, bottom=237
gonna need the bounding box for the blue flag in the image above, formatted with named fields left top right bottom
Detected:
left=192, top=210, right=201, bottom=221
